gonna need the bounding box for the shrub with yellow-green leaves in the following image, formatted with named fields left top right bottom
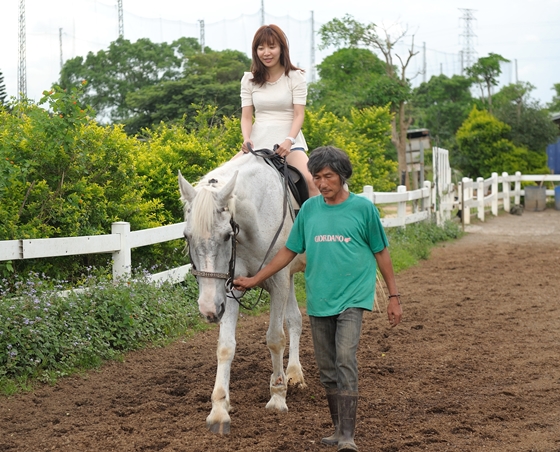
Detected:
left=136, top=106, right=242, bottom=224
left=303, top=105, right=397, bottom=192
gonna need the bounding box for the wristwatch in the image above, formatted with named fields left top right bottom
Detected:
left=286, top=137, right=296, bottom=146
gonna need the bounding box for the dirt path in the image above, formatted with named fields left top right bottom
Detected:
left=1, top=210, right=560, bottom=452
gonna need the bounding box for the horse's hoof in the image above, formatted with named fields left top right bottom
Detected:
left=265, top=396, right=288, bottom=413
left=207, top=421, right=230, bottom=435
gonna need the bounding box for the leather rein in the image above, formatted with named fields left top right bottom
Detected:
left=188, top=146, right=291, bottom=311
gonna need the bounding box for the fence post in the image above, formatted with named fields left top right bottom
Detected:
left=477, top=177, right=485, bottom=221
left=423, top=181, right=433, bottom=222
left=502, top=172, right=510, bottom=212
left=462, top=177, right=471, bottom=225
left=491, top=172, right=498, bottom=216
left=362, top=185, right=374, bottom=204
left=397, top=185, right=407, bottom=226
left=112, top=221, right=131, bottom=281
left=514, top=171, right=521, bottom=205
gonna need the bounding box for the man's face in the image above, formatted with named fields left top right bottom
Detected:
left=312, top=166, right=345, bottom=204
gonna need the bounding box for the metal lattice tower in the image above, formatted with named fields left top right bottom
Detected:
left=117, top=0, right=124, bottom=38
left=459, top=8, right=477, bottom=72
left=199, top=20, right=205, bottom=53
left=17, top=0, right=27, bottom=99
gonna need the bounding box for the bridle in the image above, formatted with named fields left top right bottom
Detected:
left=189, top=211, right=239, bottom=285
left=187, top=148, right=290, bottom=310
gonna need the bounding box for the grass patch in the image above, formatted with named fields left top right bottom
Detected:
left=385, top=219, right=463, bottom=272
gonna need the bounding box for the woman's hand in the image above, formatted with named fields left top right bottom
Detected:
left=242, top=140, right=254, bottom=154
left=275, top=139, right=292, bottom=158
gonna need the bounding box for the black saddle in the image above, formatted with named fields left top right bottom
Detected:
left=250, top=146, right=309, bottom=208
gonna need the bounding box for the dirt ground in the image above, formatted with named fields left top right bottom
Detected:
left=1, top=209, right=560, bottom=452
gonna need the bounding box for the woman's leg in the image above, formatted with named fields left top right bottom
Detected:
left=286, top=150, right=319, bottom=197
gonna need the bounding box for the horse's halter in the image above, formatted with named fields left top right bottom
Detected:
left=188, top=206, right=239, bottom=289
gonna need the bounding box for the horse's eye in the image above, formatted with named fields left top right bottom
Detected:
left=224, top=234, right=231, bottom=242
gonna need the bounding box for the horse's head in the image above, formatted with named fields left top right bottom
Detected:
left=178, top=170, right=238, bottom=323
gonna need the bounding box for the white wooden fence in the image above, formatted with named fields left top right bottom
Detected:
left=2, top=166, right=557, bottom=285
left=459, top=172, right=560, bottom=225
left=0, top=183, right=434, bottom=284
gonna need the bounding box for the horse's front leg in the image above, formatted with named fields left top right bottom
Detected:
left=206, top=294, right=239, bottom=434
left=284, top=276, right=305, bottom=387
left=265, top=280, right=289, bottom=412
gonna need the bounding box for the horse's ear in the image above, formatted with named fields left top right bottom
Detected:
left=216, top=171, right=238, bottom=206
left=178, top=170, right=197, bottom=204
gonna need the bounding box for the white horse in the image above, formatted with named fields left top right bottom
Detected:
left=178, top=153, right=306, bottom=434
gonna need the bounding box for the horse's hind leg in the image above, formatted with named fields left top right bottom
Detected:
left=206, top=295, right=239, bottom=434
left=285, top=276, right=305, bottom=387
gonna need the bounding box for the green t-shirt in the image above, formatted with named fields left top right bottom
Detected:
left=286, top=193, right=388, bottom=317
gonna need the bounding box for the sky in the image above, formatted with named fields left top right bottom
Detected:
left=2, top=0, right=559, bottom=107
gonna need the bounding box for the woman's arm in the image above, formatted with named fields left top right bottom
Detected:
left=276, top=104, right=306, bottom=158
left=241, top=105, right=254, bottom=153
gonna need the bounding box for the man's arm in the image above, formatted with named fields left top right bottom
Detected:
left=374, top=247, right=403, bottom=327
left=233, top=246, right=297, bottom=290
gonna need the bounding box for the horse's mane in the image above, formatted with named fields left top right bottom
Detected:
left=187, top=159, right=247, bottom=237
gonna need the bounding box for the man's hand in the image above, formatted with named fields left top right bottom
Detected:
left=233, top=276, right=257, bottom=291
left=387, top=297, right=403, bottom=327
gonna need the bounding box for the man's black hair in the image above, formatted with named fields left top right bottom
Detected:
left=307, top=146, right=353, bottom=185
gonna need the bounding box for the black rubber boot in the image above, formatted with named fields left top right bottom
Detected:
left=321, top=388, right=339, bottom=446
left=337, top=390, right=358, bottom=452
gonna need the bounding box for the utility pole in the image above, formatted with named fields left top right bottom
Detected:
left=459, top=8, right=477, bottom=72
left=422, top=42, right=426, bottom=83
left=310, top=11, right=316, bottom=82
left=117, top=0, right=124, bottom=38
left=17, top=0, right=27, bottom=99
left=199, top=20, right=205, bottom=53
left=261, top=0, right=265, bottom=26
left=59, top=28, right=63, bottom=71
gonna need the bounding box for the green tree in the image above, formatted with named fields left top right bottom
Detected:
left=466, top=53, right=510, bottom=113
left=548, top=83, right=560, bottom=113
left=59, top=37, right=200, bottom=123
left=318, top=15, right=417, bottom=187
left=309, top=48, right=388, bottom=117
left=410, top=74, right=474, bottom=149
left=0, top=69, right=7, bottom=106
left=492, top=82, right=558, bottom=152
left=456, top=107, right=547, bottom=178
left=124, top=49, right=250, bottom=134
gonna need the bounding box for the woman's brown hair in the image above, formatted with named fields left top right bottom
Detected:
left=250, top=24, right=303, bottom=86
